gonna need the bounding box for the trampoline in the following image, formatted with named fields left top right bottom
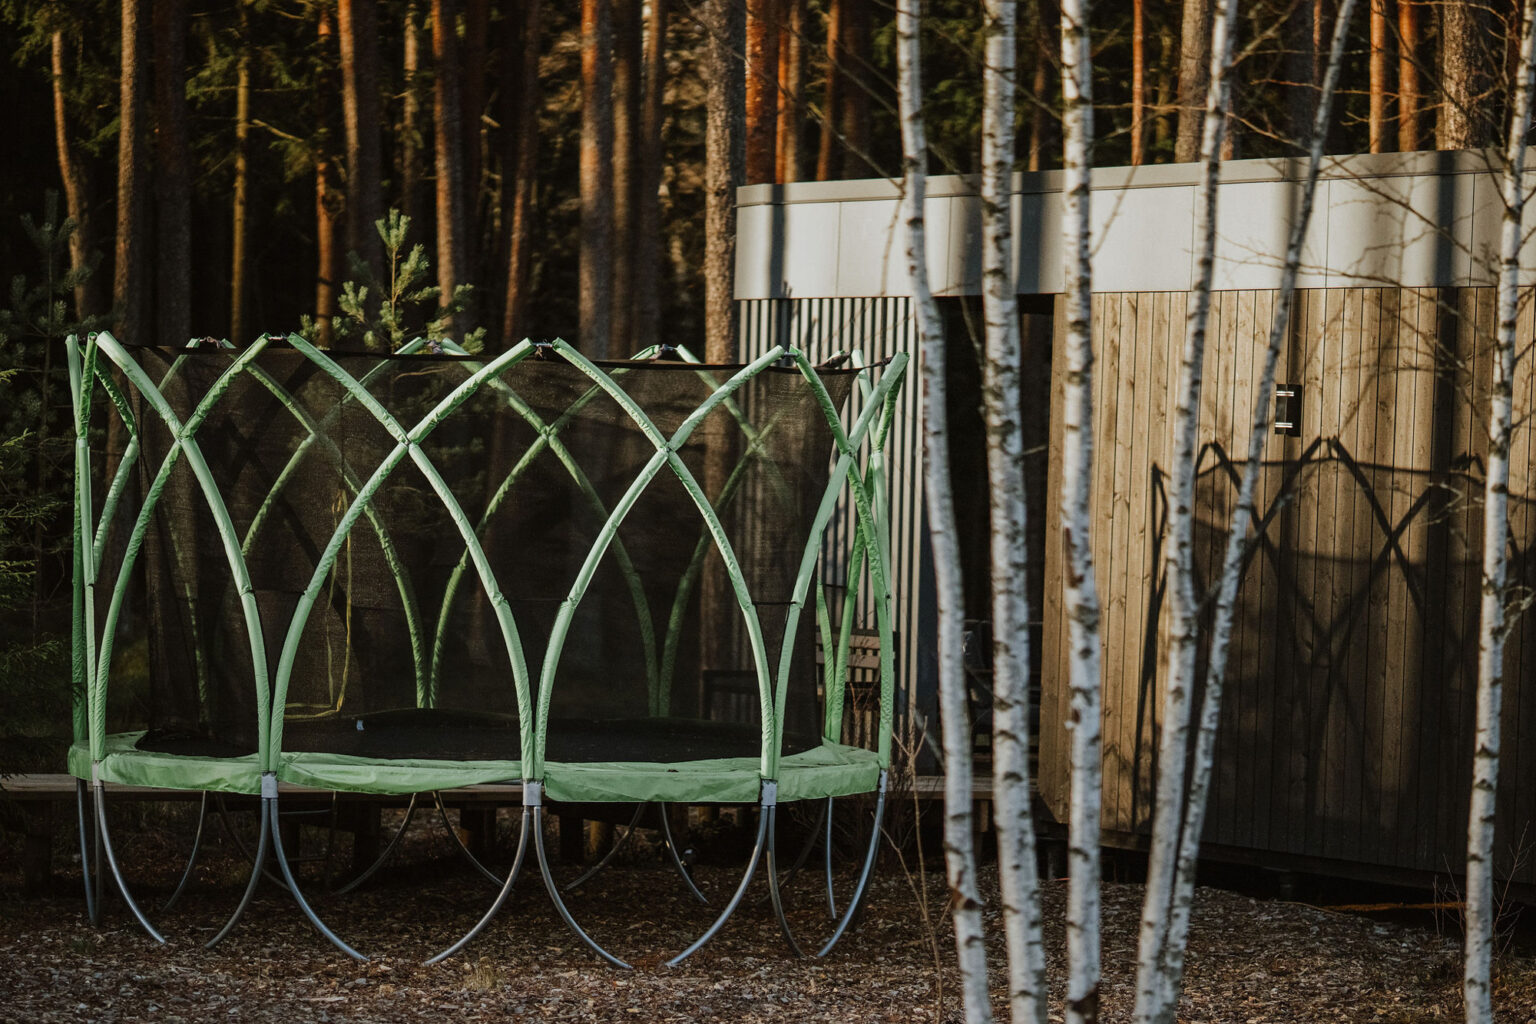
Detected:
left=66, top=330, right=906, bottom=965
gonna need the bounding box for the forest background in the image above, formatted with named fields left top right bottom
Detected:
left=0, top=0, right=1522, bottom=764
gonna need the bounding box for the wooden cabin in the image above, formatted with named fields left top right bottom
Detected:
left=735, top=149, right=1536, bottom=889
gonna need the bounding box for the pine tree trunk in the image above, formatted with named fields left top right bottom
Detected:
left=635, top=0, right=667, bottom=351
left=776, top=0, right=806, bottom=182
left=746, top=0, right=780, bottom=184
left=1028, top=0, right=1049, bottom=172
left=1369, top=0, right=1389, bottom=151
left=316, top=7, right=343, bottom=346
left=462, top=0, right=489, bottom=238
left=612, top=0, right=643, bottom=353
left=339, top=0, right=384, bottom=279
left=1174, top=0, right=1209, bottom=162
left=1466, top=5, right=1536, bottom=1019
left=51, top=31, right=102, bottom=321
left=1398, top=0, right=1421, bottom=151
left=1061, top=0, right=1104, bottom=1018
left=231, top=11, right=250, bottom=345
left=840, top=0, right=872, bottom=176
left=501, top=0, right=541, bottom=347
left=817, top=0, right=843, bottom=180
left=153, top=0, right=190, bottom=348
left=1145, top=3, right=1362, bottom=1022
left=897, top=2, right=991, bottom=1020
left=433, top=0, right=469, bottom=337
left=1132, top=0, right=1146, bottom=164
left=703, top=0, right=743, bottom=363
left=983, top=1, right=1047, bottom=1020
left=581, top=0, right=615, bottom=358
left=114, top=0, right=147, bottom=345
left=402, top=2, right=427, bottom=228
left=1440, top=0, right=1482, bottom=148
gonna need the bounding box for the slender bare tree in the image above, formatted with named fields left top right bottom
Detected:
left=897, top=0, right=990, bottom=1020
left=613, top=0, right=643, bottom=352
left=432, top=0, right=469, bottom=335
left=1466, top=2, right=1536, bottom=1018
left=1369, top=0, right=1388, bottom=151
left=1131, top=0, right=1362, bottom=1020
left=501, top=0, right=541, bottom=346
left=1397, top=0, right=1421, bottom=151
left=982, top=0, right=1047, bottom=1021
left=1174, top=0, right=1209, bottom=161
left=1060, top=0, right=1103, bottom=1018
left=1131, top=0, right=1243, bottom=1014
left=231, top=5, right=251, bottom=344
left=316, top=7, right=343, bottom=346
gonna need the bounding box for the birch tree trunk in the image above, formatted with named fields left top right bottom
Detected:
left=896, top=1, right=990, bottom=1020
left=1130, top=0, right=1241, bottom=1015
left=983, top=1, right=1047, bottom=1021
left=1060, top=0, right=1103, bottom=1019
left=1465, top=3, right=1536, bottom=1017
left=1136, top=2, right=1361, bottom=1022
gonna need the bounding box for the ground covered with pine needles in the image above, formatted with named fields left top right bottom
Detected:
left=2, top=803, right=1535, bottom=1023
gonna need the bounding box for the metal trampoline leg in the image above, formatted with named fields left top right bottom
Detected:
left=433, top=791, right=508, bottom=889
left=824, top=795, right=837, bottom=919
left=163, top=791, right=211, bottom=911
left=214, top=792, right=289, bottom=891
left=75, top=779, right=98, bottom=927
left=332, top=793, right=419, bottom=895
left=814, top=771, right=887, bottom=958
left=657, top=803, right=708, bottom=904
left=92, top=770, right=166, bottom=944
left=205, top=796, right=272, bottom=950
left=765, top=801, right=807, bottom=956
left=664, top=782, right=773, bottom=968
left=563, top=802, right=646, bottom=893
left=424, top=804, right=531, bottom=965
left=266, top=777, right=368, bottom=961
left=763, top=774, right=888, bottom=959
left=527, top=783, right=632, bottom=969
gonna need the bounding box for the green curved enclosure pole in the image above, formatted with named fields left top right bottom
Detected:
left=269, top=337, right=537, bottom=771
left=532, top=342, right=785, bottom=780
left=88, top=331, right=280, bottom=763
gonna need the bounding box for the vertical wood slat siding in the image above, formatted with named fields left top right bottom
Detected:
left=737, top=297, right=928, bottom=738
left=1040, top=286, right=1536, bottom=886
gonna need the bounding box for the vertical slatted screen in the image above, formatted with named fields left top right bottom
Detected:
left=738, top=297, right=931, bottom=739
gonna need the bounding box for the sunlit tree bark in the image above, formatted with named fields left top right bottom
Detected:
left=776, top=0, right=806, bottom=182
left=1398, top=0, right=1421, bottom=151
left=432, top=0, right=469, bottom=335
left=1174, top=0, right=1209, bottom=162
left=703, top=0, right=743, bottom=362
left=746, top=0, right=780, bottom=184
left=635, top=0, right=667, bottom=351
left=316, top=7, right=343, bottom=346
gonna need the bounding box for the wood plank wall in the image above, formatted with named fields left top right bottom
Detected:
left=1042, top=286, right=1536, bottom=885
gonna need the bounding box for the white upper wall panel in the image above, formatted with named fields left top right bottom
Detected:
left=736, top=150, right=1510, bottom=298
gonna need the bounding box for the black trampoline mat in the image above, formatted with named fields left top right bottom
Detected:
left=136, top=709, right=819, bottom=763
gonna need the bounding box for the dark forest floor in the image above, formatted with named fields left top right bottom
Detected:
left=2, top=803, right=1535, bottom=1023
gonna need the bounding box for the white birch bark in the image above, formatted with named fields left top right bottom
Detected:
left=1151, top=0, right=1362, bottom=1018
left=897, top=2, right=992, bottom=1021
left=1465, top=2, right=1536, bottom=1018
left=983, top=1, right=1048, bottom=1021
left=1129, top=0, right=1240, bottom=1018
left=1060, top=1, right=1103, bottom=1021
